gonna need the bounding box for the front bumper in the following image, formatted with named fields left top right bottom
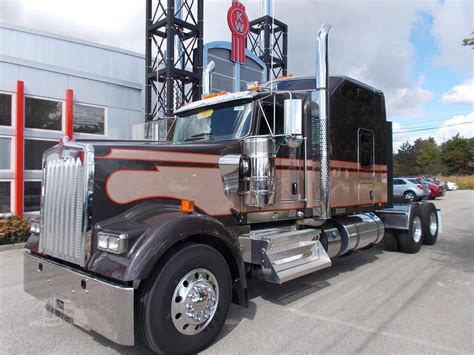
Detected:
left=23, top=252, right=135, bottom=346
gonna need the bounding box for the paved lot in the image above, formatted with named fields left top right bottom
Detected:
left=1, top=191, right=473, bottom=354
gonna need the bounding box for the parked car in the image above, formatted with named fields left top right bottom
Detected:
left=427, top=182, right=445, bottom=199
left=406, top=177, right=431, bottom=199
left=446, top=182, right=459, bottom=191
left=393, top=177, right=428, bottom=201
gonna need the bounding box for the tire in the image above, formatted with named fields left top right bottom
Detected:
left=398, top=204, right=423, bottom=253
left=381, top=229, right=400, bottom=251
left=137, top=243, right=232, bottom=354
left=403, top=191, right=416, bottom=202
left=421, top=203, right=439, bottom=245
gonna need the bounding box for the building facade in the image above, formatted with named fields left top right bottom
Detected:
left=0, top=24, right=145, bottom=217
left=204, top=41, right=267, bottom=93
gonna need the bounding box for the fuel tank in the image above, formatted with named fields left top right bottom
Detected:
left=321, top=212, right=384, bottom=258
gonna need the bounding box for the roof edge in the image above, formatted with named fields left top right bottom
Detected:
left=0, top=22, right=144, bottom=59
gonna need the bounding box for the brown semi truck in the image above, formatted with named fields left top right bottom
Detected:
left=24, top=24, right=441, bottom=354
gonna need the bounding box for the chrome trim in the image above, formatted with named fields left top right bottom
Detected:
left=320, top=221, right=343, bottom=258
left=283, top=99, right=303, bottom=135
left=242, top=137, right=276, bottom=207
left=376, top=204, right=413, bottom=230
left=39, top=137, right=94, bottom=267
left=315, top=23, right=332, bottom=220
left=218, top=154, right=241, bottom=194
left=171, top=268, right=219, bottom=335
left=23, top=252, right=134, bottom=346
left=322, top=213, right=384, bottom=256
left=246, top=209, right=298, bottom=224
left=429, top=211, right=438, bottom=235
left=238, top=226, right=331, bottom=284
left=347, top=213, right=384, bottom=248
left=412, top=216, right=422, bottom=243
left=202, top=60, right=216, bottom=97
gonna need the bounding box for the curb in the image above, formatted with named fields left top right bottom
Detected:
left=0, top=242, right=26, bottom=252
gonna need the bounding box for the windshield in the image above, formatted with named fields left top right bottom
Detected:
left=170, top=102, right=253, bottom=142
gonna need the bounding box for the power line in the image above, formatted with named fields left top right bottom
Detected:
left=391, top=116, right=467, bottom=127
left=393, top=121, right=474, bottom=134
left=389, top=113, right=471, bottom=126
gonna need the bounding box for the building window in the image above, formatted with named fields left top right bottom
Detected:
left=25, top=139, right=57, bottom=170
left=24, top=181, right=41, bottom=212
left=74, top=104, right=105, bottom=135
left=0, top=137, right=12, bottom=170
left=359, top=129, right=374, bottom=169
left=0, top=93, right=12, bottom=126
left=25, top=97, right=62, bottom=131
left=0, top=181, right=12, bottom=214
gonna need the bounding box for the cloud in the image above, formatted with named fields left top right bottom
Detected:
left=387, top=80, right=434, bottom=117
left=430, top=0, right=474, bottom=75
left=441, top=79, right=474, bottom=105
left=0, top=0, right=465, bottom=118
left=435, top=112, right=474, bottom=143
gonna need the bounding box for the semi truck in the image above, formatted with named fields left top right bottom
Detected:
left=23, top=24, right=441, bottom=354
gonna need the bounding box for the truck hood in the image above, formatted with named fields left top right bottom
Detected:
left=87, top=139, right=242, bottom=224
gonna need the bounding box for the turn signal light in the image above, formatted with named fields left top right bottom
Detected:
left=181, top=199, right=195, bottom=213
left=202, top=91, right=227, bottom=99
left=249, top=85, right=260, bottom=92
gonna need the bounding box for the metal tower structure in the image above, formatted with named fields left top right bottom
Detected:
left=145, top=0, right=203, bottom=121
left=247, top=1, right=288, bottom=80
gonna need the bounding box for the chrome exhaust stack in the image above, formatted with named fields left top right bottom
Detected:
left=315, top=23, right=332, bottom=220
left=202, top=60, right=216, bottom=97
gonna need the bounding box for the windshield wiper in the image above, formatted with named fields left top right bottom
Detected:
left=184, top=132, right=214, bottom=142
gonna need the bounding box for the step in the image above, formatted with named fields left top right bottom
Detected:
left=239, top=226, right=332, bottom=284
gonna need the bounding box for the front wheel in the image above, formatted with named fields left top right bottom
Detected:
left=138, top=243, right=232, bottom=354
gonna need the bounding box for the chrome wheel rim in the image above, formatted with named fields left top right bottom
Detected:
left=430, top=211, right=438, bottom=235
left=171, top=268, right=219, bottom=335
left=412, top=216, right=422, bottom=243
left=405, top=193, right=415, bottom=201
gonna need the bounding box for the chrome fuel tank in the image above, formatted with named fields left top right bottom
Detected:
left=322, top=213, right=384, bottom=257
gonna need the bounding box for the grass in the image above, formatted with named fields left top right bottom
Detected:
left=438, top=175, right=474, bottom=190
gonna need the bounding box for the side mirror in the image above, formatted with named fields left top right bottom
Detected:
left=284, top=99, right=303, bottom=135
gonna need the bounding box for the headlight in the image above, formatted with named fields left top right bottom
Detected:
left=97, top=231, right=128, bottom=254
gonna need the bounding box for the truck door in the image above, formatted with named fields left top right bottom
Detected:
left=357, top=128, right=375, bottom=206
left=257, top=95, right=304, bottom=206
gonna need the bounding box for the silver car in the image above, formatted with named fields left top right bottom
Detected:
left=393, top=178, right=428, bottom=201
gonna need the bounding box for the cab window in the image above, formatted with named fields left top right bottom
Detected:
left=358, top=129, right=374, bottom=169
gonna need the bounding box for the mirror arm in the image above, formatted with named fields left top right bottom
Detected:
left=258, top=100, right=274, bottom=136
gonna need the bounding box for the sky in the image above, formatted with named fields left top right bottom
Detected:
left=1, top=0, right=473, bottom=151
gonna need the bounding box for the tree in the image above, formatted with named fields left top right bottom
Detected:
left=412, top=137, right=442, bottom=175
left=462, top=32, right=474, bottom=48
left=441, top=134, right=473, bottom=175
left=393, top=141, right=415, bottom=176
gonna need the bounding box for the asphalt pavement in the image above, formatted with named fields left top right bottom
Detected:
left=1, top=191, right=473, bottom=354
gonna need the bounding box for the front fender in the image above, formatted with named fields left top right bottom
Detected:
left=125, top=212, right=245, bottom=282
left=88, top=210, right=246, bottom=292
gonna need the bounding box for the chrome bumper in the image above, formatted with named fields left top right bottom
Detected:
left=23, top=252, right=135, bottom=346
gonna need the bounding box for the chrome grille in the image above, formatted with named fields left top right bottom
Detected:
left=39, top=139, right=94, bottom=267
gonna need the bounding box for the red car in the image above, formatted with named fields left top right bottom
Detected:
left=428, top=183, right=445, bottom=199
